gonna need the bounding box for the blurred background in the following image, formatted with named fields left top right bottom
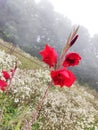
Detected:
left=0, top=0, right=98, bottom=91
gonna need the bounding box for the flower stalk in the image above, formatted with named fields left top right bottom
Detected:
left=0, top=61, right=17, bottom=122
left=25, top=26, right=81, bottom=129
left=25, top=82, right=52, bottom=130
left=59, top=26, right=79, bottom=68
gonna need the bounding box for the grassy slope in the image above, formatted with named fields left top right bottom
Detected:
left=0, top=39, right=98, bottom=130
left=0, top=39, right=45, bottom=69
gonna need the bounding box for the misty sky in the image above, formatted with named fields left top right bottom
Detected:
left=35, top=0, right=98, bottom=36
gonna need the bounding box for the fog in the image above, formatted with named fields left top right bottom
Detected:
left=0, top=0, right=98, bottom=91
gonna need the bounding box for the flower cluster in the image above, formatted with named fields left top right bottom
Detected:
left=39, top=85, right=98, bottom=130
left=0, top=50, right=18, bottom=92
left=0, top=70, right=10, bottom=91
left=0, top=68, right=17, bottom=91
left=40, top=29, right=81, bottom=87
left=6, top=66, right=98, bottom=130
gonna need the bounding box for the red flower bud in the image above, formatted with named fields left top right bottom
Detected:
left=70, top=35, right=78, bottom=46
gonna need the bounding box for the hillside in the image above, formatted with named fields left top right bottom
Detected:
left=0, top=0, right=98, bottom=91
left=0, top=39, right=46, bottom=69
left=0, top=39, right=98, bottom=130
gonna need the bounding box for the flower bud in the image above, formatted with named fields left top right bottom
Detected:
left=70, top=35, right=78, bottom=46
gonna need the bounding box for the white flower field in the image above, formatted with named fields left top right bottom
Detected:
left=0, top=44, right=98, bottom=130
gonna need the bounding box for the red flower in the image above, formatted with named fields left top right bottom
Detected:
left=50, top=68, right=76, bottom=87
left=40, top=44, right=58, bottom=67
left=63, top=52, right=81, bottom=67
left=2, top=71, right=10, bottom=80
left=0, top=80, right=8, bottom=91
